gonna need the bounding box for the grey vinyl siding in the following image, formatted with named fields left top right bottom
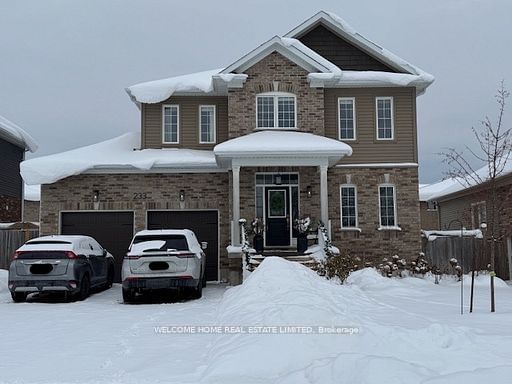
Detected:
left=324, top=87, right=417, bottom=164
left=298, top=25, right=397, bottom=72
left=142, top=96, right=228, bottom=149
left=0, top=138, right=23, bottom=198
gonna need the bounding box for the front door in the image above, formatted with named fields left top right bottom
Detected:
left=265, top=187, right=290, bottom=246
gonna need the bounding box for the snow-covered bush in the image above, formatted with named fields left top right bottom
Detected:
left=376, top=253, right=431, bottom=278
left=317, top=250, right=363, bottom=283
left=294, top=217, right=311, bottom=234
left=251, top=218, right=264, bottom=235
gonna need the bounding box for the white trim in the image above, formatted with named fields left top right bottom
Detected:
left=336, top=162, right=418, bottom=169
left=339, top=184, right=358, bottom=229
left=470, top=201, right=487, bottom=229
left=256, top=92, right=297, bottom=130
left=338, top=97, right=356, bottom=141
left=199, top=105, right=216, bottom=144
left=162, top=104, right=180, bottom=144
left=145, top=209, right=221, bottom=283
left=220, top=36, right=335, bottom=75
left=375, top=97, right=394, bottom=141
left=378, top=183, right=397, bottom=228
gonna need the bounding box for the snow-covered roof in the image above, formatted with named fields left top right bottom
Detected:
left=125, top=11, right=433, bottom=104
left=214, top=130, right=352, bottom=167
left=20, top=132, right=219, bottom=185
left=0, top=114, right=38, bottom=152
left=419, top=179, right=461, bottom=201
left=24, top=184, right=41, bottom=201
left=286, top=11, right=432, bottom=78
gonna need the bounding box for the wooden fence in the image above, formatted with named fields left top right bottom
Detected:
left=0, top=229, right=39, bottom=270
left=423, top=236, right=510, bottom=280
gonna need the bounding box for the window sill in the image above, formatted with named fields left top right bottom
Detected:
left=254, top=127, right=299, bottom=131
left=340, top=227, right=362, bottom=232
left=378, top=226, right=402, bottom=231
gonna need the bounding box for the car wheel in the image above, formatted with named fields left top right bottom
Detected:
left=202, top=270, right=207, bottom=288
left=105, top=266, right=114, bottom=289
left=122, top=288, right=136, bottom=304
left=191, top=276, right=203, bottom=299
left=11, top=292, right=27, bottom=303
left=78, top=274, right=90, bottom=301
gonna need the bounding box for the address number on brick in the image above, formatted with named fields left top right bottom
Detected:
left=133, top=193, right=151, bottom=200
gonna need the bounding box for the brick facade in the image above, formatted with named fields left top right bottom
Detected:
left=0, top=195, right=22, bottom=222
left=39, top=173, right=241, bottom=282
left=228, top=52, right=324, bottom=138
left=420, top=201, right=439, bottom=230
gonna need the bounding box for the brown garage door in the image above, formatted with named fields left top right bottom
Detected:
left=61, top=211, right=134, bottom=283
left=147, top=210, right=219, bottom=281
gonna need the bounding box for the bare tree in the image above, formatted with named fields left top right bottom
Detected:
left=441, top=81, right=511, bottom=312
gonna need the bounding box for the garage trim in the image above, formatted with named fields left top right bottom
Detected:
left=145, top=209, right=220, bottom=283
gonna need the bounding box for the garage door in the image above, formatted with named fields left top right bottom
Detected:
left=147, top=210, right=219, bottom=281
left=61, top=211, right=134, bottom=283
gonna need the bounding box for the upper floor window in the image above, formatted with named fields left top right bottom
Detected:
left=340, top=185, right=358, bottom=228
left=199, top=105, right=216, bottom=144
left=376, top=97, right=394, bottom=140
left=338, top=97, right=356, bottom=140
left=379, top=184, right=397, bottom=227
left=256, top=92, right=296, bottom=129
left=162, top=104, right=179, bottom=144
left=471, top=201, right=487, bottom=229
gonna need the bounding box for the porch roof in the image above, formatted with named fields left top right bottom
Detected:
left=214, top=130, right=352, bottom=167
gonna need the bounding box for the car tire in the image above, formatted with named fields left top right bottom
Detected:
left=105, top=266, right=114, bottom=289
left=202, top=270, right=207, bottom=288
left=122, top=288, right=136, bottom=304
left=78, top=274, right=90, bottom=301
left=11, top=292, right=27, bottom=303
left=191, top=276, right=203, bottom=299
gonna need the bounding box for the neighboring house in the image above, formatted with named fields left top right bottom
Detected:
left=21, top=11, right=434, bottom=284
left=418, top=181, right=457, bottom=230
left=0, top=114, right=38, bottom=222
left=23, top=184, right=41, bottom=223
left=426, top=164, right=512, bottom=278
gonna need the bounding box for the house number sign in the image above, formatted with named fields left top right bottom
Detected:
left=133, top=192, right=151, bottom=200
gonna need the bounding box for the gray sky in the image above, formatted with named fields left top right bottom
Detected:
left=1, top=0, right=511, bottom=183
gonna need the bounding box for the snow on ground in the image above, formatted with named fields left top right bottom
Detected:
left=1, top=260, right=512, bottom=383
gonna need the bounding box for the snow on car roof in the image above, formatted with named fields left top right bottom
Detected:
left=20, top=132, right=219, bottom=185
left=134, top=229, right=195, bottom=237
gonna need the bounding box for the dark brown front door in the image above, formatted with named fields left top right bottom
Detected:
left=61, top=211, right=134, bottom=283
left=147, top=210, right=219, bottom=281
left=265, top=187, right=290, bottom=247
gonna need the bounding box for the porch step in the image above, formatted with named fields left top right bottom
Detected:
left=248, top=252, right=319, bottom=271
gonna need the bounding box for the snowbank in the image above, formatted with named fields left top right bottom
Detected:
left=20, top=132, right=219, bottom=185
left=0, top=114, right=38, bottom=152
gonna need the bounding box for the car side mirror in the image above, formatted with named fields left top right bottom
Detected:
left=201, top=242, right=208, bottom=250
left=102, top=249, right=107, bottom=257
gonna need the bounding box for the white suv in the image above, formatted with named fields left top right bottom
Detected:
left=121, top=229, right=206, bottom=303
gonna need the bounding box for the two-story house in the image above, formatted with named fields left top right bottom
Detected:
left=21, top=11, right=434, bottom=284
left=0, top=114, right=38, bottom=222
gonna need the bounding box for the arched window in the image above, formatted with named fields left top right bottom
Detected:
left=256, top=92, right=296, bottom=129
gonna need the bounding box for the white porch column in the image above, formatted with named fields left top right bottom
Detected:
left=319, top=164, right=329, bottom=227
left=232, top=165, right=241, bottom=246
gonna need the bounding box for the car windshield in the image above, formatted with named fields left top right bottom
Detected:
left=132, top=235, right=189, bottom=251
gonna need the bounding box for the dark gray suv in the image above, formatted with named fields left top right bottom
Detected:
left=8, top=235, right=115, bottom=302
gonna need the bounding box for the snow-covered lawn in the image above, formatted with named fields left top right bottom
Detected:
left=1, top=259, right=512, bottom=383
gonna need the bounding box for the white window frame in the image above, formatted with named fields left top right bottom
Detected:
left=199, top=105, right=216, bottom=144
left=375, top=97, right=394, bottom=141
left=256, top=92, right=297, bottom=130
left=162, top=104, right=179, bottom=144
left=340, top=184, right=358, bottom=229
left=378, top=183, right=398, bottom=228
left=338, top=97, right=356, bottom=141
left=471, top=201, right=487, bottom=229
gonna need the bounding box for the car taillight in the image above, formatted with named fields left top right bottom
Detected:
left=65, top=251, right=79, bottom=259
left=12, top=251, right=22, bottom=259
left=176, top=252, right=196, bottom=258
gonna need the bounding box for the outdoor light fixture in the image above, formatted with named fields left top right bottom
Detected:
left=93, top=190, right=100, bottom=203
left=179, top=190, right=185, bottom=202
left=306, top=186, right=312, bottom=198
